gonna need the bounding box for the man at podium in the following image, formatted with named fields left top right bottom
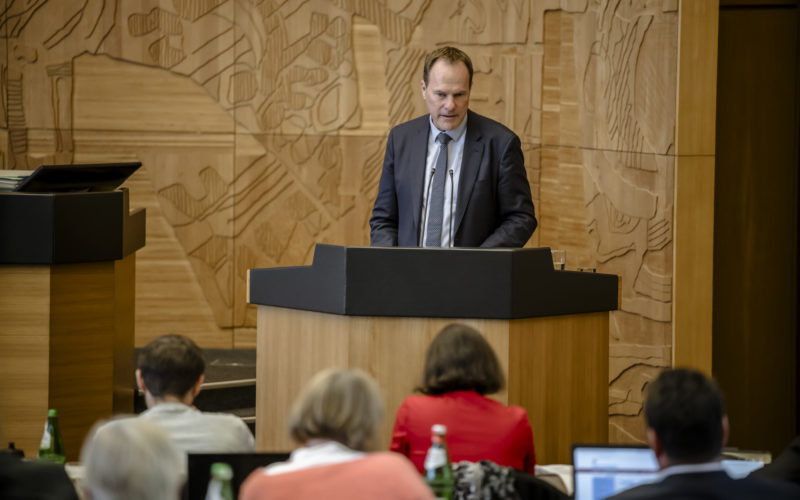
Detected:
left=369, top=46, right=537, bottom=248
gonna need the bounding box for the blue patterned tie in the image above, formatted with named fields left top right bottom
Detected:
left=424, top=132, right=452, bottom=247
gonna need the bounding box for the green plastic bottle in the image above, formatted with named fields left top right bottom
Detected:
left=424, top=424, right=454, bottom=500
left=37, top=409, right=65, bottom=464
left=205, top=462, right=234, bottom=500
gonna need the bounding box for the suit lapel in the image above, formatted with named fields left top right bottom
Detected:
left=454, top=113, right=484, bottom=236
left=409, top=117, right=430, bottom=241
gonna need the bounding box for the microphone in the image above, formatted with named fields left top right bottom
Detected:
left=418, top=166, right=437, bottom=246
left=449, top=169, right=455, bottom=247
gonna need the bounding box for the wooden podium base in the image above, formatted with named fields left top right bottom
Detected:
left=255, top=305, right=608, bottom=464
left=0, top=255, right=136, bottom=461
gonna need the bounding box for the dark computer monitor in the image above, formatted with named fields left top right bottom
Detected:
left=184, top=452, right=290, bottom=500
left=13, top=162, right=141, bottom=193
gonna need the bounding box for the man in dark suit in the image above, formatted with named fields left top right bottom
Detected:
left=608, top=368, right=800, bottom=500
left=370, top=47, right=536, bottom=248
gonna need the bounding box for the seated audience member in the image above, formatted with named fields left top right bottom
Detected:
left=81, top=418, right=184, bottom=500
left=751, top=434, right=800, bottom=486
left=608, top=367, right=800, bottom=500
left=136, top=334, right=254, bottom=452
left=390, top=323, right=535, bottom=473
left=239, top=368, right=433, bottom=500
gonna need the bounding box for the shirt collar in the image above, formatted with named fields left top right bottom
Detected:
left=143, top=401, right=195, bottom=415
left=429, top=113, right=468, bottom=143
left=658, top=461, right=727, bottom=481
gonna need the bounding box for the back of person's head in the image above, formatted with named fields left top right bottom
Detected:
left=423, top=46, right=474, bottom=87
left=645, top=367, right=726, bottom=464
left=137, top=334, right=204, bottom=398
left=81, top=418, right=184, bottom=500
left=420, top=323, right=505, bottom=396
left=288, top=368, right=383, bottom=452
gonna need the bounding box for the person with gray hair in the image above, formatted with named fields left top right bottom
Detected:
left=81, top=418, right=185, bottom=500
left=240, top=368, right=433, bottom=500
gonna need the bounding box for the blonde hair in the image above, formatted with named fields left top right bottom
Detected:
left=81, top=418, right=184, bottom=500
left=288, top=368, right=383, bottom=451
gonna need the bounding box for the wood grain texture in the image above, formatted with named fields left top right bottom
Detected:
left=540, top=5, right=678, bottom=444
left=0, top=0, right=706, bottom=447
left=0, top=260, right=136, bottom=461
left=673, top=156, right=715, bottom=373
left=0, top=267, right=50, bottom=457
left=49, top=262, right=118, bottom=462
left=672, top=0, right=719, bottom=374
left=255, top=306, right=607, bottom=464
left=713, top=4, right=798, bottom=456
left=676, top=0, right=719, bottom=156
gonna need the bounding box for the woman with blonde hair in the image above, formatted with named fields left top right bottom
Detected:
left=240, top=368, right=432, bottom=500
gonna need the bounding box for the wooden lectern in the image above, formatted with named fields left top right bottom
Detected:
left=248, top=244, right=618, bottom=464
left=0, top=189, right=144, bottom=460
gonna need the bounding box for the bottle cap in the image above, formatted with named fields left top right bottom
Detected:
left=47, top=409, right=58, bottom=417
left=431, top=424, right=447, bottom=435
left=210, top=462, right=233, bottom=481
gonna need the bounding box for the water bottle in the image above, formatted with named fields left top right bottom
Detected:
left=424, top=424, right=454, bottom=500
left=205, top=462, right=234, bottom=500
left=37, top=409, right=65, bottom=464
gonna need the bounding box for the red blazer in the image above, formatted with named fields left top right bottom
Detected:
left=390, top=390, right=535, bottom=474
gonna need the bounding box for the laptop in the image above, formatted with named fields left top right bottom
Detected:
left=13, top=162, right=141, bottom=193
left=572, top=444, right=659, bottom=500
left=184, top=452, right=290, bottom=500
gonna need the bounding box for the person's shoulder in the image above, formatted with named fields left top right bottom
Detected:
left=399, top=393, right=438, bottom=410
left=390, top=114, right=429, bottom=135
left=603, top=481, right=661, bottom=500
left=360, top=453, right=427, bottom=480
left=198, top=409, right=247, bottom=423
left=736, top=473, right=800, bottom=498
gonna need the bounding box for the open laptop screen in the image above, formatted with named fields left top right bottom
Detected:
left=13, top=162, right=141, bottom=193
left=573, top=445, right=659, bottom=500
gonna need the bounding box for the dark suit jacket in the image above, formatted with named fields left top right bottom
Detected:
left=752, top=435, right=800, bottom=487
left=369, top=110, right=536, bottom=247
left=607, top=470, right=800, bottom=500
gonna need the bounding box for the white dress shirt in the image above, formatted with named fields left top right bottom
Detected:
left=420, top=115, right=468, bottom=247
left=138, top=402, right=255, bottom=453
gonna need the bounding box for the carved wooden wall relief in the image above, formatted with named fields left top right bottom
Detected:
left=1, top=0, right=684, bottom=444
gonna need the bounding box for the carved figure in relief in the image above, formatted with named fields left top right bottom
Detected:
left=569, top=1, right=677, bottom=441
left=370, top=46, right=537, bottom=248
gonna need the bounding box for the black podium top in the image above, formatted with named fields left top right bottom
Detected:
left=0, top=189, right=145, bottom=264
left=249, top=244, right=618, bottom=319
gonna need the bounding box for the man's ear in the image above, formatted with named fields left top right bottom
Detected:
left=647, top=427, right=669, bottom=468
left=420, top=79, right=427, bottom=98
left=646, top=427, right=661, bottom=455
left=191, top=374, right=205, bottom=398
left=135, top=369, right=146, bottom=392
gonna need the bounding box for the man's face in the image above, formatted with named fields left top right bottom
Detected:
left=421, top=59, right=471, bottom=131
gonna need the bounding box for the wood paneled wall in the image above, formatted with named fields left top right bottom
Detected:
left=1, top=0, right=716, bottom=447
left=713, top=0, right=799, bottom=456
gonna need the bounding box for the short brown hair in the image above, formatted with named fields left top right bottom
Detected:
left=423, top=46, right=474, bottom=87
left=419, top=324, right=504, bottom=395
left=137, top=335, right=205, bottom=398
left=645, top=368, right=726, bottom=463
left=288, top=368, right=383, bottom=452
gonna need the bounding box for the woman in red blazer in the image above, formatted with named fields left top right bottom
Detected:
left=390, top=324, right=536, bottom=474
